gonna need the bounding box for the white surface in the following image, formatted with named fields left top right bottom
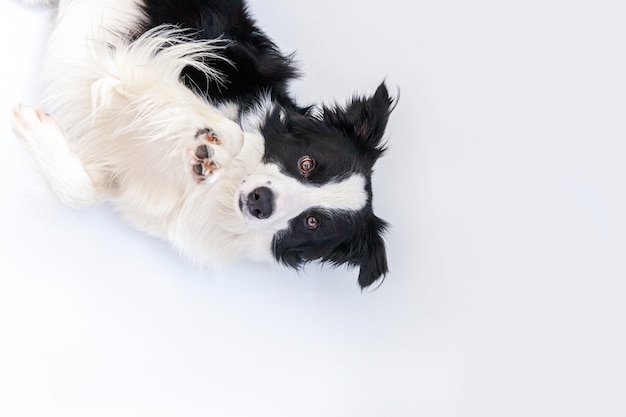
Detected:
left=1, top=0, right=625, bottom=416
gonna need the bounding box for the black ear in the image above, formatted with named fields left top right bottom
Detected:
left=323, top=82, right=394, bottom=157
left=356, top=216, right=389, bottom=289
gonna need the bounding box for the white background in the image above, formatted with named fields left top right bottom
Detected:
left=1, top=0, right=625, bottom=416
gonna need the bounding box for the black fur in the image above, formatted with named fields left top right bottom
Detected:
left=143, top=0, right=300, bottom=111
left=140, top=0, right=394, bottom=288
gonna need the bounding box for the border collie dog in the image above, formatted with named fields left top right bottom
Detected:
left=12, top=0, right=394, bottom=288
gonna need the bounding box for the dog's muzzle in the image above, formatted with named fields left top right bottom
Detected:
left=240, top=186, right=275, bottom=219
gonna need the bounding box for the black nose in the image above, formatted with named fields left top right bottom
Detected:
left=247, top=187, right=274, bottom=219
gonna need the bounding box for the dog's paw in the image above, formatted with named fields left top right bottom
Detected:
left=12, top=105, right=42, bottom=135
left=191, top=128, right=221, bottom=183
left=188, top=122, right=243, bottom=184
left=11, top=105, right=102, bottom=208
left=11, top=105, right=58, bottom=149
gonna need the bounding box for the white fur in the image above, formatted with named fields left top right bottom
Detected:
left=21, top=0, right=58, bottom=6
left=11, top=0, right=274, bottom=266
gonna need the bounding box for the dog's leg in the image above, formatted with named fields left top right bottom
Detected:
left=11, top=105, right=102, bottom=208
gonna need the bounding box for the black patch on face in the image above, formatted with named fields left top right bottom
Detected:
left=261, top=110, right=362, bottom=185
left=273, top=208, right=389, bottom=290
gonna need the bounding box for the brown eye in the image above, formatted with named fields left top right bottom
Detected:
left=299, top=156, right=315, bottom=173
left=305, top=215, right=320, bottom=230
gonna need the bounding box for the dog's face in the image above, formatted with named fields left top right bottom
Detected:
left=236, top=83, right=393, bottom=288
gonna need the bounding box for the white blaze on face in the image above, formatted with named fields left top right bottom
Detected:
left=238, top=163, right=368, bottom=232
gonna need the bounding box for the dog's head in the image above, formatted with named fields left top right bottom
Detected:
left=237, top=83, right=394, bottom=289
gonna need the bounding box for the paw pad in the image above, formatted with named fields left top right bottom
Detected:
left=191, top=128, right=222, bottom=183
left=195, top=128, right=221, bottom=145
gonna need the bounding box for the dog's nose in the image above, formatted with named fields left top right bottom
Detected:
left=247, top=186, right=274, bottom=219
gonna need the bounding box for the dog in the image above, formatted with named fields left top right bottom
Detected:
left=11, top=0, right=394, bottom=289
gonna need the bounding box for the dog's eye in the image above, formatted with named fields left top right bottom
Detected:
left=299, top=156, right=315, bottom=173
left=305, top=215, right=320, bottom=230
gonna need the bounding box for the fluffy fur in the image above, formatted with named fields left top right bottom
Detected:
left=11, top=0, right=394, bottom=288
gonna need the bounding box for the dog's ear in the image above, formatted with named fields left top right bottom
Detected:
left=354, top=215, right=389, bottom=289
left=323, top=82, right=394, bottom=160
left=326, top=214, right=389, bottom=289
left=272, top=212, right=389, bottom=289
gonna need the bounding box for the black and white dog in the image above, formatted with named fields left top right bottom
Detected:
left=12, top=0, right=394, bottom=288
